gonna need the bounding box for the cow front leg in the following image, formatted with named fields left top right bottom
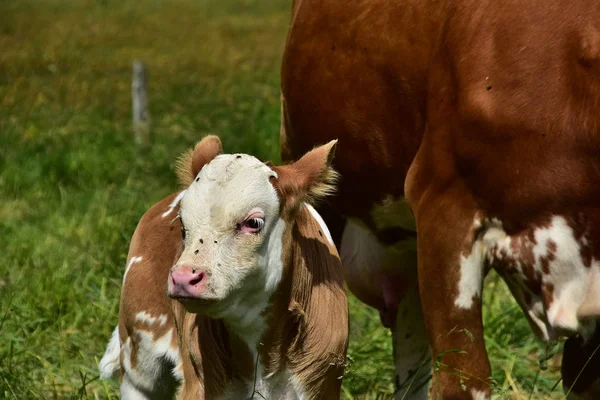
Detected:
left=562, top=328, right=600, bottom=399
left=415, top=203, right=491, bottom=400
left=393, top=284, right=431, bottom=400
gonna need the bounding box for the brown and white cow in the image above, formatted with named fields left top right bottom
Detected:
left=281, top=0, right=600, bottom=399
left=99, top=135, right=349, bottom=399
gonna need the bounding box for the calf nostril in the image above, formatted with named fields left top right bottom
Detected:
left=189, top=272, right=204, bottom=286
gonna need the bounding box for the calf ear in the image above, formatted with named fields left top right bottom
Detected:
left=271, top=140, right=339, bottom=214
left=176, top=135, right=223, bottom=186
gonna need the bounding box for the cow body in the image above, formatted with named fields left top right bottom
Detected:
left=100, top=137, right=349, bottom=399
left=282, top=0, right=600, bottom=398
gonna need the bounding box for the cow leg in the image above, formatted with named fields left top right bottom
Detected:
left=562, top=328, right=600, bottom=399
left=414, top=197, right=491, bottom=399
left=392, top=284, right=431, bottom=400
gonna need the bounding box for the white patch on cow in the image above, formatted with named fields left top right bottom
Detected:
left=486, top=219, right=557, bottom=340
left=456, top=246, right=485, bottom=309
left=121, top=326, right=182, bottom=398
left=531, top=216, right=589, bottom=332
left=503, top=274, right=554, bottom=340
left=176, top=154, right=285, bottom=354
left=456, top=218, right=507, bottom=310
left=304, top=203, right=334, bottom=245
left=135, top=311, right=168, bottom=327
left=161, top=189, right=187, bottom=218
left=470, top=389, right=490, bottom=400
left=471, top=215, right=598, bottom=341
left=99, top=326, right=120, bottom=379
left=122, top=256, right=142, bottom=285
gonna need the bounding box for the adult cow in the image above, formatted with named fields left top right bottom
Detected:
left=100, top=136, right=349, bottom=399
left=281, top=0, right=600, bottom=398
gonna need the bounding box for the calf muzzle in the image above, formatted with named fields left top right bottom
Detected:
left=168, top=265, right=208, bottom=299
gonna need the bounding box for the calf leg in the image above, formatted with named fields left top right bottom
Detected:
left=393, top=284, right=431, bottom=400
left=120, top=327, right=182, bottom=400
left=414, top=197, right=491, bottom=399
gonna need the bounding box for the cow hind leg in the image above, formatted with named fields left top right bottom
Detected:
left=392, top=285, right=431, bottom=400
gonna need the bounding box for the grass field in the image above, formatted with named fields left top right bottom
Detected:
left=0, top=1, right=567, bottom=398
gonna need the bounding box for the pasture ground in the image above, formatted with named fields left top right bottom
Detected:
left=0, top=0, right=566, bottom=398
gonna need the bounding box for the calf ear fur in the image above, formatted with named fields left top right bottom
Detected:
left=175, top=135, right=223, bottom=186
left=270, top=140, right=339, bottom=214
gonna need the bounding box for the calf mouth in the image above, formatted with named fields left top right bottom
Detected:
left=169, top=294, right=220, bottom=314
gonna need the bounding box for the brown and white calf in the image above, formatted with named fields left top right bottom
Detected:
left=281, top=0, right=600, bottom=398
left=99, top=136, right=349, bottom=399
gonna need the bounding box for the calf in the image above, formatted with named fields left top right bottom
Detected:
left=99, top=135, right=349, bottom=399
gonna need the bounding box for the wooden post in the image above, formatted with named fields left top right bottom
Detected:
left=132, top=60, right=150, bottom=146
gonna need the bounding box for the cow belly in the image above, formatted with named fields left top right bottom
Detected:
left=340, top=219, right=418, bottom=326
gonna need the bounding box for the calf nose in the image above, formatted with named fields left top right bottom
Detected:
left=168, top=265, right=206, bottom=298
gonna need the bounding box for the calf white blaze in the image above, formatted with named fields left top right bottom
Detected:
left=170, top=153, right=284, bottom=349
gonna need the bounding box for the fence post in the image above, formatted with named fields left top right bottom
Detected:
left=132, top=60, right=150, bottom=146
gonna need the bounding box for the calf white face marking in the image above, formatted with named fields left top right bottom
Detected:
left=161, top=190, right=187, bottom=218
left=170, top=154, right=284, bottom=344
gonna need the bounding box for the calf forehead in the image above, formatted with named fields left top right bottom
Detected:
left=202, top=154, right=275, bottom=183
left=181, top=154, right=279, bottom=222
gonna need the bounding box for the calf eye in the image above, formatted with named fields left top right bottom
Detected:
left=241, top=217, right=264, bottom=233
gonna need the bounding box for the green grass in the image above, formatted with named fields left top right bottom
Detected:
left=0, top=0, right=565, bottom=398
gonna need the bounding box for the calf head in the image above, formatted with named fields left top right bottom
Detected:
left=168, top=136, right=338, bottom=325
